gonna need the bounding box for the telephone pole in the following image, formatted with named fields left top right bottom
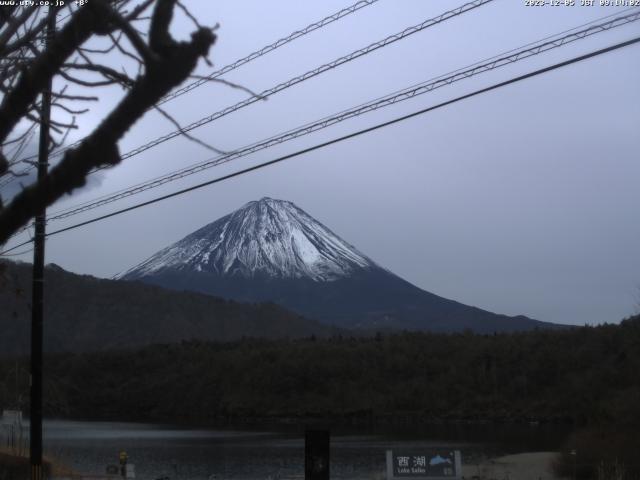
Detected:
left=30, top=8, right=55, bottom=480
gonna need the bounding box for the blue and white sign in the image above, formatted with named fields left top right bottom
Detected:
left=386, top=450, right=461, bottom=480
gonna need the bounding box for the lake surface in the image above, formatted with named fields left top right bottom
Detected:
left=35, top=419, right=571, bottom=480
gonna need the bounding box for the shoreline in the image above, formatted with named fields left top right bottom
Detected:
left=38, top=412, right=579, bottom=430
left=462, top=452, right=560, bottom=480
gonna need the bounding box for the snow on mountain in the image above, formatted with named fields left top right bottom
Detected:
left=121, top=197, right=377, bottom=282
left=119, top=197, right=555, bottom=333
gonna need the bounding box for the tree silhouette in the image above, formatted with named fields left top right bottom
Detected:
left=0, top=0, right=217, bottom=245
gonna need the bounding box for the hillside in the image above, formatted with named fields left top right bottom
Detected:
left=1, top=316, right=637, bottom=424
left=122, top=198, right=560, bottom=333
left=0, top=260, right=338, bottom=354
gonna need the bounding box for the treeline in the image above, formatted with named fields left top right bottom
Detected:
left=1, top=315, right=639, bottom=426
left=0, top=260, right=338, bottom=355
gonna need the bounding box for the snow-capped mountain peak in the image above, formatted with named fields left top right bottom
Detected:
left=121, top=197, right=377, bottom=282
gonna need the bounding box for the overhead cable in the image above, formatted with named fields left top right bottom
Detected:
left=3, top=0, right=495, bottom=183
left=36, top=9, right=640, bottom=225
left=114, top=0, right=495, bottom=162
left=2, top=34, right=638, bottom=256
left=0, top=0, right=381, bottom=183
left=157, top=0, right=381, bottom=105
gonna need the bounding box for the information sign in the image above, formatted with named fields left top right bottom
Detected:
left=386, top=450, right=461, bottom=480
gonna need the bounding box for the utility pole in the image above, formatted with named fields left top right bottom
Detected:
left=30, top=8, right=55, bottom=480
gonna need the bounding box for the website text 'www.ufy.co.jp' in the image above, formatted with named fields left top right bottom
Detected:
left=0, top=0, right=67, bottom=6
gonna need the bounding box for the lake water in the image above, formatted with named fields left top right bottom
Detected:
left=35, top=419, right=571, bottom=480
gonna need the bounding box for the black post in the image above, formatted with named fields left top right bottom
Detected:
left=305, top=429, right=330, bottom=480
left=30, top=9, right=55, bottom=480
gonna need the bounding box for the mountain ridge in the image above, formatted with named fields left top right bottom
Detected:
left=0, top=260, right=339, bottom=354
left=122, top=198, right=561, bottom=333
left=120, top=197, right=377, bottom=282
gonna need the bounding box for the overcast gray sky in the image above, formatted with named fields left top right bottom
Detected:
left=3, top=0, right=640, bottom=326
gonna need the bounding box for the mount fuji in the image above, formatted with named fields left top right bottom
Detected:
left=120, top=198, right=555, bottom=333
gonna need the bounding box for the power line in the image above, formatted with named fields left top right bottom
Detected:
left=0, top=0, right=495, bottom=188
left=0, top=247, right=34, bottom=257
left=28, top=9, right=640, bottom=227
left=1, top=0, right=380, bottom=182
left=7, top=7, right=638, bottom=242
left=115, top=0, right=495, bottom=162
left=157, top=0, right=380, bottom=105
left=2, top=34, right=638, bottom=256
left=45, top=7, right=638, bottom=215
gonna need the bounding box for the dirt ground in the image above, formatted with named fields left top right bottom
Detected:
left=461, top=452, right=561, bottom=480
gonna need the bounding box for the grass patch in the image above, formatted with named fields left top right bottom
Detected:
left=552, top=428, right=640, bottom=479
left=0, top=447, right=77, bottom=480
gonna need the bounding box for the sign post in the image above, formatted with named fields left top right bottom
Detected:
left=305, top=429, right=330, bottom=480
left=119, top=451, right=128, bottom=478
left=386, top=450, right=462, bottom=480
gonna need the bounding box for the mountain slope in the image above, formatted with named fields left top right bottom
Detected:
left=121, top=197, right=375, bottom=281
left=0, top=260, right=338, bottom=354
left=122, top=198, right=558, bottom=333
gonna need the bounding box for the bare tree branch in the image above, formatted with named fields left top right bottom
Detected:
left=0, top=9, right=53, bottom=57
left=153, top=103, right=227, bottom=155
left=189, top=75, right=266, bottom=100
left=0, top=0, right=216, bottom=244
left=0, top=6, right=37, bottom=55
left=63, top=62, right=135, bottom=86
left=0, top=1, right=114, bottom=144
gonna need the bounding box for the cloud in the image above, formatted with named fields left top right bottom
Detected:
left=1, top=134, right=106, bottom=205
